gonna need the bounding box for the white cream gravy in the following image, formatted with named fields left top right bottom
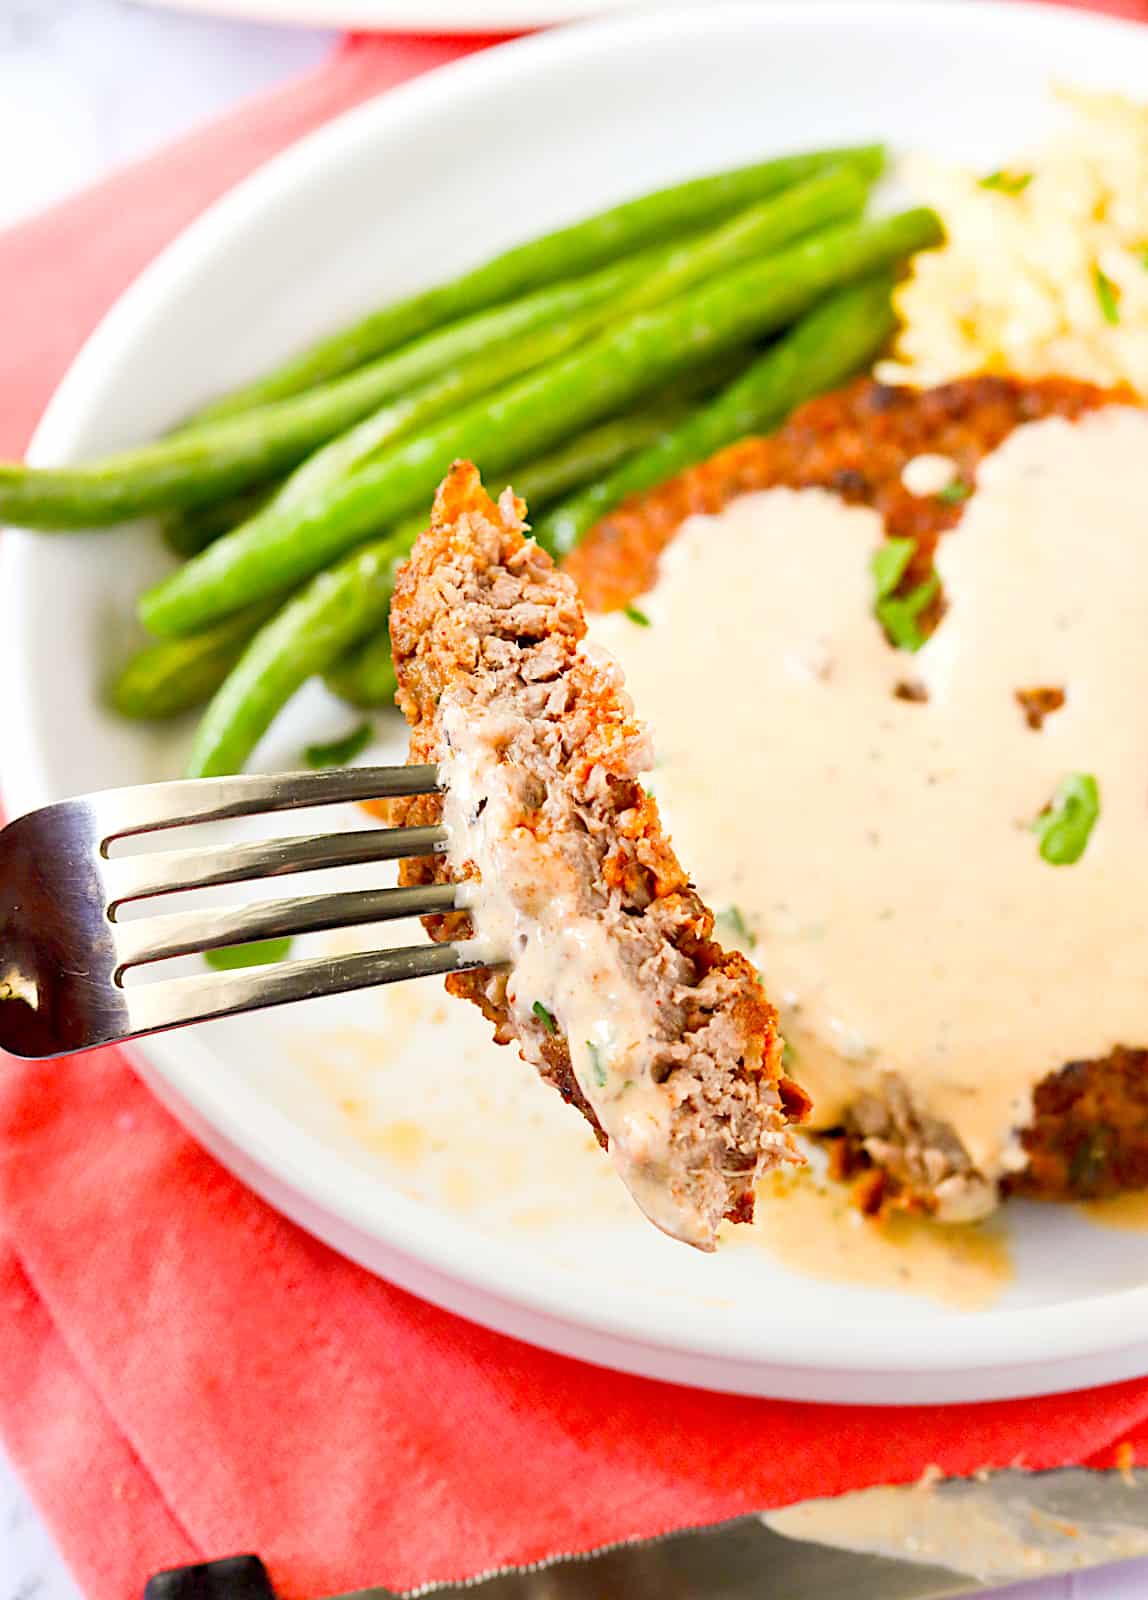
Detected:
left=438, top=699, right=716, bottom=1247
left=590, top=407, right=1148, bottom=1196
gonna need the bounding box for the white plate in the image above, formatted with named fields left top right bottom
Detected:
left=8, top=1, right=1148, bottom=1405
left=137, top=0, right=642, bottom=31
left=136, top=0, right=958, bottom=34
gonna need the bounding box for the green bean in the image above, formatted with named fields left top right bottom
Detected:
left=192, top=145, right=886, bottom=422
left=161, top=484, right=280, bottom=557
left=0, top=252, right=655, bottom=531
left=324, top=628, right=399, bottom=711
left=108, top=600, right=277, bottom=720
left=505, top=411, right=685, bottom=510
left=185, top=537, right=405, bottom=778
left=536, top=273, right=900, bottom=556
left=653, top=348, right=758, bottom=406
left=704, top=273, right=898, bottom=431
left=609, top=164, right=869, bottom=318
left=143, top=207, right=941, bottom=637
left=303, top=721, right=374, bottom=769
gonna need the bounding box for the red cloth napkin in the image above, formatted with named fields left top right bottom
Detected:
left=5, top=15, right=1148, bottom=1600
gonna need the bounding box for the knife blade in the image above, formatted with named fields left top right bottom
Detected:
left=144, top=1467, right=1148, bottom=1600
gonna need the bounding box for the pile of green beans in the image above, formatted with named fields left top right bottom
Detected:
left=2, top=143, right=944, bottom=775
left=141, top=207, right=939, bottom=638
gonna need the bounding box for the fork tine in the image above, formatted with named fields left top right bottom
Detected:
left=102, top=824, right=447, bottom=910
left=113, top=882, right=459, bottom=971
left=85, top=764, right=441, bottom=847
left=121, top=940, right=490, bottom=1040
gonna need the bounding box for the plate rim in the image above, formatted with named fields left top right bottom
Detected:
left=137, top=0, right=644, bottom=34
left=8, top=0, right=1148, bottom=1397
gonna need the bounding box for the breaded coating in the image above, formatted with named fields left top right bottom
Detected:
left=388, top=461, right=807, bottom=1250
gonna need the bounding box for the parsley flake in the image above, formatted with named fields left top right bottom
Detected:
left=871, top=538, right=916, bottom=601
left=1031, top=773, right=1100, bottom=866
left=871, top=540, right=938, bottom=652
left=877, top=576, right=940, bottom=654
left=1094, top=265, right=1121, bottom=325
left=623, top=605, right=651, bottom=627
left=936, top=479, right=971, bottom=506
left=532, top=1001, right=558, bottom=1035
left=585, top=1041, right=608, bottom=1088
left=979, top=170, right=1033, bottom=195
left=716, top=905, right=757, bottom=948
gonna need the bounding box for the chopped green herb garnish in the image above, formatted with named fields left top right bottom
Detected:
left=532, top=1000, right=558, bottom=1035
left=205, top=937, right=293, bottom=971
left=622, top=604, right=651, bottom=627
left=979, top=170, right=1033, bottom=194
left=1140, top=244, right=1148, bottom=272
left=303, top=721, right=372, bottom=769
left=1031, top=773, right=1100, bottom=866
left=936, top=479, right=971, bottom=506
left=1094, top=265, right=1121, bottom=325
left=585, top=1041, right=608, bottom=1088
left=716, top=904, right=757, bottom=948
left=870, top=537, right=916, bottom=601
left=876, top=575, right=940, bottom=654
left=781, top=1039, right=798, bottom=1070
left=872, top=538, right=938, bottom=649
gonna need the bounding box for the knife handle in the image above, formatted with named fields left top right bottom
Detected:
left=145, top=1554, right=278, bottom=1600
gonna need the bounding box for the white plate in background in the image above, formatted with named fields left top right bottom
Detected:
left=136, top=0, right=643, bottom=30
left=6, top=2, right=1148, bottom=1403
left=135, top=0, right=961, bottom=36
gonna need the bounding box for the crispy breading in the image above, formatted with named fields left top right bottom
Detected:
left=387, top=461, right=808, bottom=1248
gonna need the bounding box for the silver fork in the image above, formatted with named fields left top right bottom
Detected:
left=0, top=765, right=489, bottom=1061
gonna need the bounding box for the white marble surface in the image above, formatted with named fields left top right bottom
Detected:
left=2, top=2, right=1148, bottom=1598
left=0, top=0, right=332, bottom=231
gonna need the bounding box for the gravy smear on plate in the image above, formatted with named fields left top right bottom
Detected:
left=590, top=406, right=1148, bottom=1216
